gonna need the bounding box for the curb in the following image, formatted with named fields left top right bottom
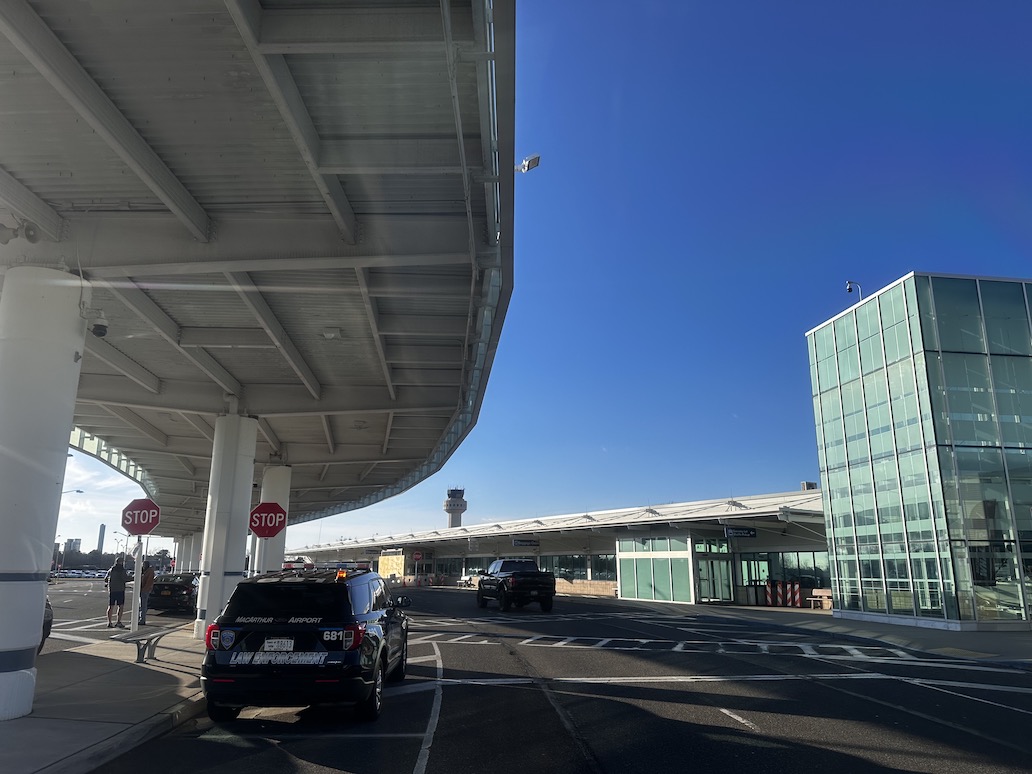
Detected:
left=36, top=691, right=205, bottom=774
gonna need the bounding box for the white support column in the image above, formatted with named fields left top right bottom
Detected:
left=193, top=414, right=257, bottom=638
left=247, top=531, right=258, bottom=576
left=0, top=267, right=90, bottom=720
left=255, top=465, right=291, bottom=574
left=172, top=537, right=183, bottom=571
left=186, top=532, right=200, bottom=571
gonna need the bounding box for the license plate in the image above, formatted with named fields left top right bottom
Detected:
left=160, top=590, right=171, bottom=596
left=530, top=590, right=538, bottom=596
left=262, top=638, right=293, bottom=652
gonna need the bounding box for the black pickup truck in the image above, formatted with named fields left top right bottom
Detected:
left=476, top=559, right=556, bottom=612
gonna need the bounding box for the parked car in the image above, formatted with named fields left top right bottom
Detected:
left=460, top=568, right=485, bottom=587
left=39, top=597, right=53, bottom=654
left=201, top=568, right=411, bottom=723
left=148, top=572, right=200, bottom=612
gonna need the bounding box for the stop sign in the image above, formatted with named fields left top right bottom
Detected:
left=412, top=551, right=423, bottom=562
left=122, top=498, right=160, bottom=536
left=250, top=502, right=287, bottom=538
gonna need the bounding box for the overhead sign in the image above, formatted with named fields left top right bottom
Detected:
left=249, top=502, right=287, bottom=538
left=122, top=498, right=160, bottom=536
left=724, top=526, right=757, bottom=538
left=513, top=538, right=540, bottom=547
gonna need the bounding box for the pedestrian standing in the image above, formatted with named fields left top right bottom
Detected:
left=139, top=560, right=155, bottom=625
left=105, top=557, right=129, bottom=628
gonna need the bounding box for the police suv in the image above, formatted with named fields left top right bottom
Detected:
left=201, top=567, right=411, bottom=722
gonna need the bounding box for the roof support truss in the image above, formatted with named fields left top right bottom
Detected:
left=225, top=0, right=357, bottom=243
left=0, top=0, right=210, bottom=241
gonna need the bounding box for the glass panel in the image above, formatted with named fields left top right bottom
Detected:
left=914, top=274, right=940, bottom=351
left=940, top=353, right=997, bottom=446
left=591, top=554, right=616, bottom=581
left=652, top=559, right=672, bottom=601
left=888, top=360, right=922, bottom=453
left=634, top=559, right=654, bottom=600
left=815, top=325, right=838, bottom=391
left=618, top=558, right=635, bottom=598
left=671, top=558, right=692, bottom=602
left=955, top=448, right=1013, bottom=542
left=980, top=280, right=1032, bottom=355
left=863, top=371, right=893, bottom=459
left=856, top=298, right=881, bottom=342
left=1006, top=449, right=1032, bottom=542
left=841, top=379, right=869, bottom=465
left=879, top=285, right=907, bottom=328
left=669, top=535, right=689, bottom=552
left=835, top=313, right=858, bottom=350
left=933, top=276, right=986, bottom=353
left=859, top=331, right=884, bottom=374
left=991, top=356, right=1032, bottom=447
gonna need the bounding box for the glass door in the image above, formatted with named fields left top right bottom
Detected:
left=698, top=559, right=733, bottom=602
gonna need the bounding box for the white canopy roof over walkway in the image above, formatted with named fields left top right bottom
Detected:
left=0, top=0, right=516, bottom=537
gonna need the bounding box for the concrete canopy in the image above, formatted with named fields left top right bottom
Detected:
left=0, top=1, right=515, bottom=537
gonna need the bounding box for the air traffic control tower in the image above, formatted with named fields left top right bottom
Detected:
left=445, top=489, right=468, bottom=528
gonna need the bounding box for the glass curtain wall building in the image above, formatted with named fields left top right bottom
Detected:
left=807, top=273, right=1032, bottom=630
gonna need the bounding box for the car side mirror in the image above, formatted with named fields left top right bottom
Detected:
left=394, top=595, right=412, bottom=608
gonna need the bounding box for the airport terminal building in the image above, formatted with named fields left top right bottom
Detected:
left=290, top=272, right=1032, bottom=632
left=292, top=488, right=829, bottom=608
left=808, top=272, right=1032, bottom=630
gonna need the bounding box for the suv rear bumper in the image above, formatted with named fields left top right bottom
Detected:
left=201, top=667, right=372, bottom=708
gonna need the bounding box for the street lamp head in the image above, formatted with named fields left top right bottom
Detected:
left=845, top=280, right=863, bottom=300
left=515, top=154, right=540, bottom=174
left=62, top=489, right=84, bottom=494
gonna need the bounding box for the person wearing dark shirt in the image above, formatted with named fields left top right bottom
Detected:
left=105, top=557, right=129, bottom=629
left=139, top=561, right=155, bottom=625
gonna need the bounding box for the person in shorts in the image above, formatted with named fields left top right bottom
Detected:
left=105, top=557, right=129, bottom=629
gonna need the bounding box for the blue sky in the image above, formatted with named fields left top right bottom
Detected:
left=58, top=1, right=1032, bottom=553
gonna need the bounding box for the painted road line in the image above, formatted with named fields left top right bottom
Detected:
left=720, top=708, right=760, bottom=731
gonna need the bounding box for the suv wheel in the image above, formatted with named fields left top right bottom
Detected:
left=358, top=658, right=385, bottom=721
left=477, top=590, right=487, bottom=608
left=207, top=704, right=240, bottom=723
left=540, top=596, right=554, bottom=612
left=388, top=639, right=407, bottom=683
left=498, top=587, right=511, bottom=612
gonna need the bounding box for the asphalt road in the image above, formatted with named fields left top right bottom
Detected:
left=78, top=587, right=1032, bottom=774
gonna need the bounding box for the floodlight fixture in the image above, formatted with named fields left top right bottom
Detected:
left=515, top=154, right=541, bottom=174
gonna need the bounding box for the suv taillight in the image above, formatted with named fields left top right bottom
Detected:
left=343, top=623, right=366, bottom=651
left=205, top=623, right=220, bottom=651
left=509, top=575, right=517, bottom=588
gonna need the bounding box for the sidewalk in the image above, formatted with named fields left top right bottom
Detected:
left=3, top=603, right=1031, bottom=774
left=0, top=624, right=206, bottom=774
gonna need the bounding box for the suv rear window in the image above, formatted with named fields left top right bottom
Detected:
left=500, top=560, right=539, bottom=572
left=224, top=583, right=352, bottom=619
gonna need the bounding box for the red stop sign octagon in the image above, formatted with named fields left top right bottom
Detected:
left=250, top=502, right=287, bottom=538
left=122, top=498, right=160, bottom=536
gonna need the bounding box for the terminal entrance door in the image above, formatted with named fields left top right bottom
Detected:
left=697, top=558, right=733, bottom=602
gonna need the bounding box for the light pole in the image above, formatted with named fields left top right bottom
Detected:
left=61, top=489, right=84, bottom=494
left=845, top=280, right=863, bottom=300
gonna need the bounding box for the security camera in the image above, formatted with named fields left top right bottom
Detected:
left=91, top=312, right=109, bottom=338
left=846, top=281, right=854, bottom=293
